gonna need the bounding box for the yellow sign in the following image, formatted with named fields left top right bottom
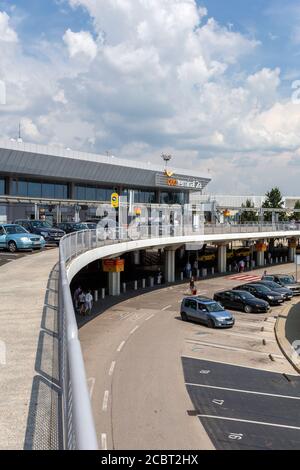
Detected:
left=102, top=259, right=125, bottom=273
left=111, top=193, right=119, bottom=208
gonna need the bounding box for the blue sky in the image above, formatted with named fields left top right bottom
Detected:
left=1, top=0, right=300, bottom=194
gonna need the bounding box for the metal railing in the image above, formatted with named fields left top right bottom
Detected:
left=58, top=222, right=300, bottom=449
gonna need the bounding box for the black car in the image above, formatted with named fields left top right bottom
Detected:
left=254, top=280, right=293, bottom=300
left=214, top=290, right=270, bottom=314
left=14, top=219, right=65, bottom=245
left=57, top=222, right=88, bottom=234
left=233, top=283, right=285, bottom=306
left=262, top=274, right=300, bottom=296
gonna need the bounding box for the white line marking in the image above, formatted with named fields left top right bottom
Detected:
left=186, top=340, right=284, bottom=358
left=185, top=383, right=300, bottom=401
left=162, top=305, right=172, bottom=311
left=102, top=390, right=109, bottom=411
left=130, top=326, right=139, bottom=335
left=101, top=433, right=107, bottom=450
left=145, top=314, right=155, bottom=321
left=87, top=377, right=96, bottom=398
left=181, top=355, right=299, bottom=376
left=117, top=341, right=126, bottom=352
left=109, top=361, right=116, bottom=376
left=197, top=415, right=300, bottom=431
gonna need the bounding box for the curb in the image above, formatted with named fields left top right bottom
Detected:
left=274, top=301, right=300, bottom=374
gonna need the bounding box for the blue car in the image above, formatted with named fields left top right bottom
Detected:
left=0, top=224, right=46, bottom=253
left=180, top=296, right=235, bottom=328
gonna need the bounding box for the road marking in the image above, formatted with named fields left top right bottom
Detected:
left=186, top=340, right=284, bottom=358
left=101, top=433, right=107, bottom=450
left=186, top=383, right=300, bottom=400
left=130, top=326, right=139, bottom=335
left=102, top=390, right=109, bottom=411
left=145, top=314, right=155, bottom=321
left=181, top=355, right=299, bottom=375
left=162, top=305, right=172, bottom=311
left=117, top=341, right=126, bottom=352
left=196, top=414, right=300, bottom=431
left=109, top=361, right=116, bottom=377
left=87, top=377, right=96, bottom=398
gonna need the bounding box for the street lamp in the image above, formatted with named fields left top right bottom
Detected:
left=161, top=153, right=172, bottom=171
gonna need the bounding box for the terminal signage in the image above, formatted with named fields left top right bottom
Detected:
left=102, top=259, right=125, bottom=273
left=155, top=173, right=204, bottom=190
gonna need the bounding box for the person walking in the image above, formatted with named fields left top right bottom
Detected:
left=189, top=277, right=197, bottom=295
left=85, top=290, right=93, bottom=316
left=78, top=290, right=86, bottom=316
left=185, top=261, right=192, bottom=279
left=73, top=286, right=82, bottom=312
left=193, top=259, right=199, bottom=277
left=239, top=259, right=245, bottom=273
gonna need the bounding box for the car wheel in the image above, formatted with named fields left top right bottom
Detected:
left=244, top=305, right=252, bottom=314
left=8, top=241, right=17, bottom=253
left=181, top=312, right=188, bottom=322
left=208, top=319, right=215, bottom=329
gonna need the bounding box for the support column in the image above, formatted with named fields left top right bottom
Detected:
left=288, top=239, right=297, bottom=262
left=164, top=249, right=176, bottom=283
left=256, top=241, right=266, bottom=267
left=218, top=244, right=227, bottom=274
left=108, top=272, right=120, bottom=296
left=132, top=250, right=141, bottom=265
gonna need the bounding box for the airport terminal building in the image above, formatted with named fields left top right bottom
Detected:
left=0, top=140, right=211, bottom=224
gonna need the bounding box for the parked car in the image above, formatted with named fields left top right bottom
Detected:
left=180, top=296, right=235, bottom=328
left=14, top=219, right=65, bottom=245
left=261, top=274, right=300, bottom=296
left=214, top=290, right=270, bottom=314
left=233, top=283, right=284, bottom=306
left=84, top=222, right=97, bottom=230
left=0, top=224, right=46, bottom=253
left=57, top=222, right=88, bottom=234
left=254, top=280, right=293, bottom=300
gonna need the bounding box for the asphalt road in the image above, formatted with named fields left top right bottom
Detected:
left=0, top=247, right=56, bottom=267
left=79, top=264, right=300, bottom=451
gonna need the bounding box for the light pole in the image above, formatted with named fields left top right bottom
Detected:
left=161, top=153, right=172, bottom=172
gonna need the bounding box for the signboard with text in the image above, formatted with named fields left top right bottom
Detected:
left=102, top=259, right=125, bottom=273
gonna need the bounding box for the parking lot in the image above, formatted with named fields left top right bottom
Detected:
left=0, top=247, right=56, bottom=267
left=183, top=357, right=300, bottom=450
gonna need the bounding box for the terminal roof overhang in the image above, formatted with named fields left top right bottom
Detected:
left=0, top=140, right=211, bottom=191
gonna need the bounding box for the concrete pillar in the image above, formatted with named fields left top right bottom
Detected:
left=218, top=244, right=227, bottom=274
left=257, top=251, right=265, bottom=267
left=289, top=247, right=296, bottom=263
left=165, top=249, right=176, bottom=283
left=108, top=272, right=120, bottom=296
left=132, top=250, right=141, bottom=265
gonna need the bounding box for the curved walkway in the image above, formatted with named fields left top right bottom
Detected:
left=0, top=249, right=58, bottom=450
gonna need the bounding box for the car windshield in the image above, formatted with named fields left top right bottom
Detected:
left=5, top=225, right=28, bottom=234
left=73, top=223, right=88, bottom=230
left=263, top=282, right=281, bottom=289
left=31, top=221, right=52, bottom=228
left=237, top=292, right=255, bottom=300
left=278, top=276, right=295, bottom=285
left=252, top=285, right=272, bottom=292
left=205, top=302, right=224, bottom=313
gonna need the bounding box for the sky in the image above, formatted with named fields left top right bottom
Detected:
left=0, top=0, right=300, bottom=195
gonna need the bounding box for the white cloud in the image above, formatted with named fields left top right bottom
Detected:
left=0, top=11, right=18, bottom=42
left=63, top=29, right=97, bottom=60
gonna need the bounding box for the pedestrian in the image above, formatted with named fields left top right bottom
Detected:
left=78, top=291, right=86, bottom=316
left=189, top=277, right=197, bottom=295
left=233, top=261, right=238, bottom=273
left=73, top=286, right=82, bottom=311
left=157, top=270, right=162, bottom=285
left=185, top=261, right=192, bottom=279
left=85, top=290, right=93, bottom=315
left=193, top=259, right=199, bottom=277
left=239, top=259, right=245, bottom=273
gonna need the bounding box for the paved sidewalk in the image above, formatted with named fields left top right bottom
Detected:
left=0, top=249, right=58, bottom=450
left=275, top=299, right=300, bottom=373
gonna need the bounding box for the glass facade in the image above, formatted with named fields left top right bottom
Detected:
left=134, top=190, right=156, bottom=204
left=12, top=179, right=68, bottom=199
left=160, top=191, right=189, bottom=205
left=0, top=179, right=5, bottom=195
left=75, top=184, right=114, bottom=202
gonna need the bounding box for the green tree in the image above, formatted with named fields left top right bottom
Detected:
left=262, top=187, right=286, bottom=222
left=240, top=199, right=258, bottom=223
left=290, top=200, right=300, bottom=221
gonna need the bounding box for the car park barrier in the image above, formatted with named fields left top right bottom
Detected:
left=94, top=290, right=98, bottom=302
left=122, top=282, right=126, bottom=293
left=101, top=288, right=105, bottom=300
left=134, top=281, right=138, bottom=291
left=149, top=277, right=154, bottom=287
left=142, top=279, right=146, bottom=289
